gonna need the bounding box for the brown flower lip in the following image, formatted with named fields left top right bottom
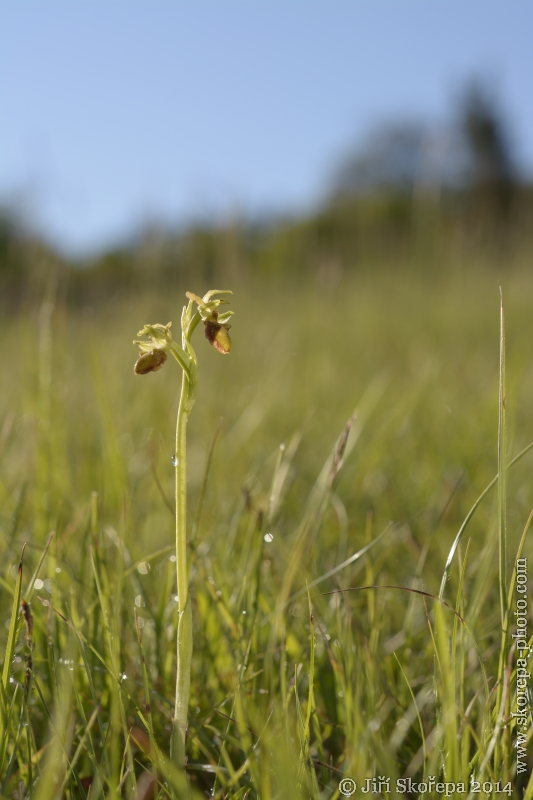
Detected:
left=134, top=348, right=168, bottom=375
left=204, top=320, right=231, bottom=354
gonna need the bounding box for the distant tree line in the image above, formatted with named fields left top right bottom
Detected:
left=331, top=80, right=519, bottom=213
left=1, top=80, right=532, bottom=310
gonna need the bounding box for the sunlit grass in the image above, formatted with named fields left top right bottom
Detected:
left=1, top=265, right=532, bottom=797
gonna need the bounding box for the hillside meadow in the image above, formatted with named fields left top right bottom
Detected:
left=1, top=252, right=532, bottom=797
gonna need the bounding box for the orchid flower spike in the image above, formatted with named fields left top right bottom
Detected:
left=131, top=288, right=234, bottom=769
left=133, top=290, right=234, bottom=376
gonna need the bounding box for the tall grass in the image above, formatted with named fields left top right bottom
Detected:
left=1, top=265, right=532, bottom=797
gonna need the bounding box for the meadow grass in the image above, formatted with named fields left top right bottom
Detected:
left=1, top=263, right=532, bottom=798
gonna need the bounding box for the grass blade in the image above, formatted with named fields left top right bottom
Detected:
left=497, top=288, right=507, bottom=627
left=0, top=545, right=25, bottom=770
left=439, top=439, right=533, bottom=600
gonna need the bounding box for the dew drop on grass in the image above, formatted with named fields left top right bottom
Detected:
left=137, top=562, right=150, bottom=575
left=171, top=454, right=178, bottom=466
left=264, top=533, right=274, bottom=543
left=34, top=579, right=44, bottom=590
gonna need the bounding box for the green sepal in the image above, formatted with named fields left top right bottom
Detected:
left=217, top=310, right=234, bottom=325
left=202, top=289, right=233, bottom=301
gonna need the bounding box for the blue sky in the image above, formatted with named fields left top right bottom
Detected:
left=1, top=1, right=532, bottom=255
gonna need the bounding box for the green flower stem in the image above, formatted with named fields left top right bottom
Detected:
left=175, top=369, right=191, bottom=612
left=174, top=595, right=192, bottom=768
left=171, top=313, right=198, bottom=768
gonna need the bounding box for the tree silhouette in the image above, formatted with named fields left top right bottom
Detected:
left=459, top=80, right=516, bottom=212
